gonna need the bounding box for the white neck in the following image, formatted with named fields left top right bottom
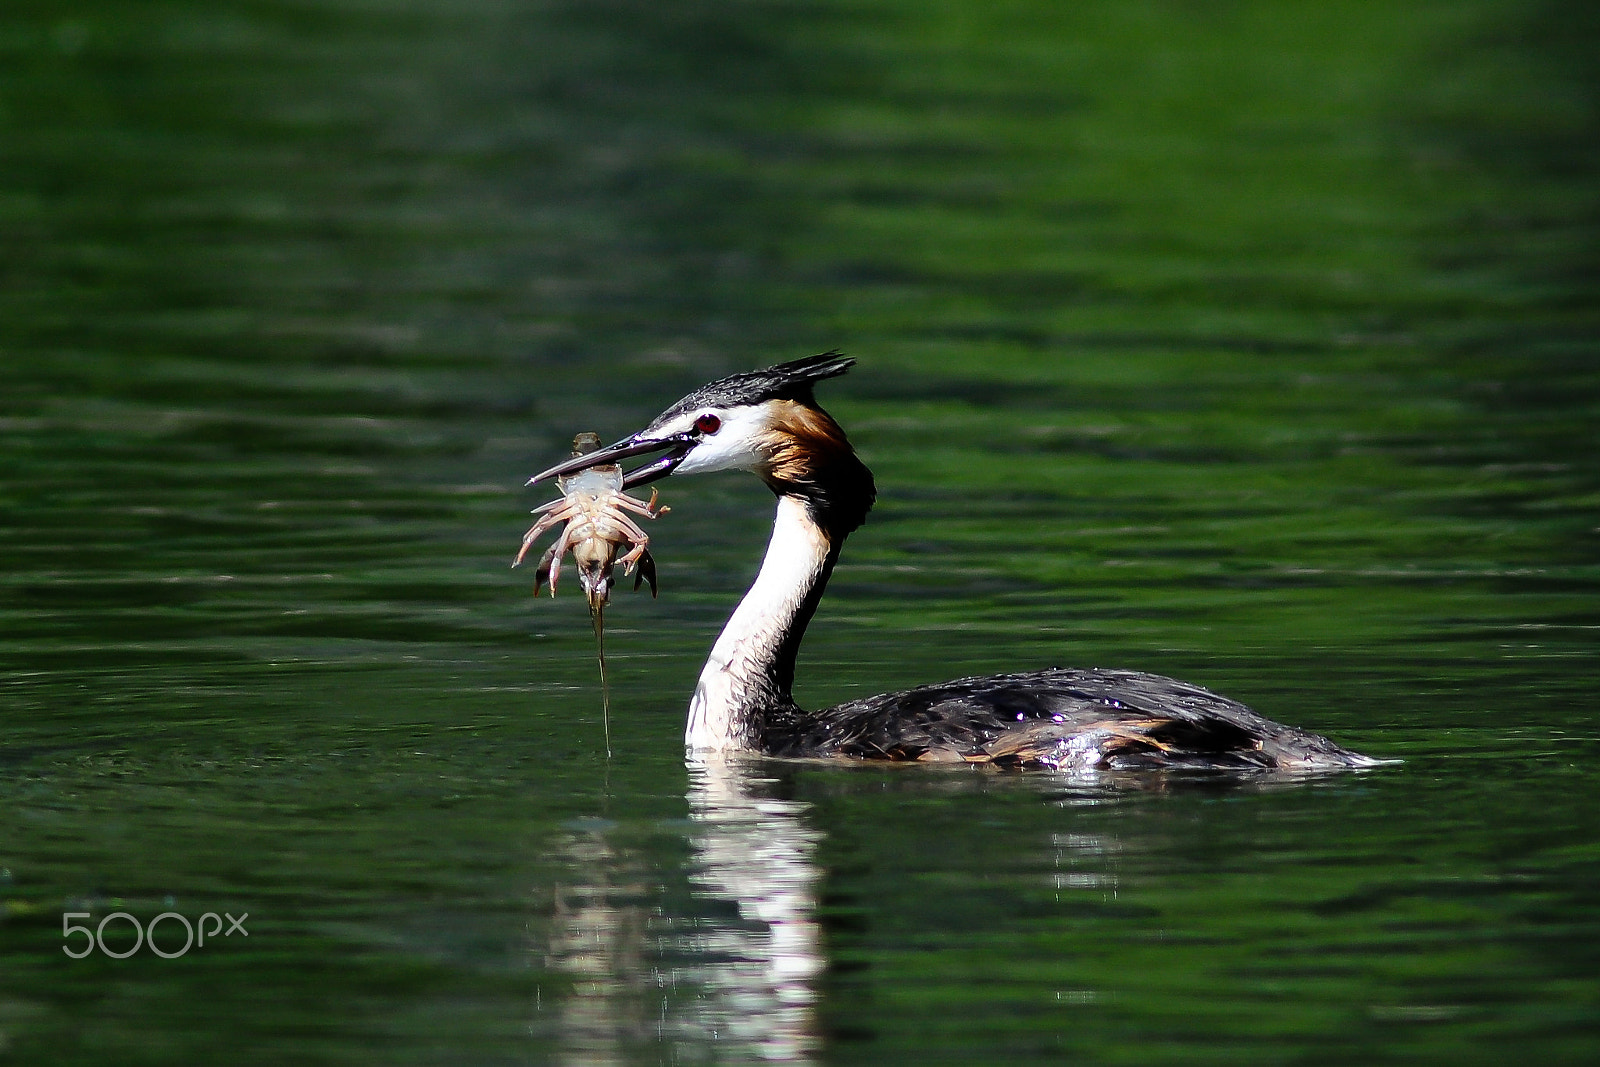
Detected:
left=687, top=495, right=832, bottom=752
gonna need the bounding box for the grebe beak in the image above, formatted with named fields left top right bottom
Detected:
left=525, top=431, right=697, bottom=489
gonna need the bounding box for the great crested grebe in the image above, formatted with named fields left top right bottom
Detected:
left=528, top=355, right=1378, bottom=772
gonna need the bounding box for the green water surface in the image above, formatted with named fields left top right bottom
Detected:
left=2, top=1, right=1597, bottom=1063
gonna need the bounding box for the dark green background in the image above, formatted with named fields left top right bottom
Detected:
left=2, top=1, right=1596, bottom=1063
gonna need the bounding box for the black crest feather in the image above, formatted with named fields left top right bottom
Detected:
left=646, top=352, right=854, bottom=429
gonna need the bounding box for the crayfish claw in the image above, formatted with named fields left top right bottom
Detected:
left=532, top=544, right=559, bottom=597
left=633, top=549, right=658, bottom=598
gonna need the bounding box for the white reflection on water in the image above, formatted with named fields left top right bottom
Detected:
left=544, top=756, right=822, bottom=1064
left=677, top=756, right=823, bottom=1062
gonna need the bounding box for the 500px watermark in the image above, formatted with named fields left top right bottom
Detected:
left=62, top=911, right=247, bottom=959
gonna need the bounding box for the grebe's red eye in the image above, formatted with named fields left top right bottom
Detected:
left=694, top=413, right=722, bottom=435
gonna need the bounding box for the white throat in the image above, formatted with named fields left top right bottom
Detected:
left=686, top=495, right=831, bottom=752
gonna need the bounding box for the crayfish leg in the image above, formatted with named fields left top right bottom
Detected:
left=544, top=522, right=576, bottom=596
left=614, top=488, right=668, bottom=519
left=513, top=508, right=568, bottom=567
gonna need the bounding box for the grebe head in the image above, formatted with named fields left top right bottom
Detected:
left=527, top=352, right=873, bottom=536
